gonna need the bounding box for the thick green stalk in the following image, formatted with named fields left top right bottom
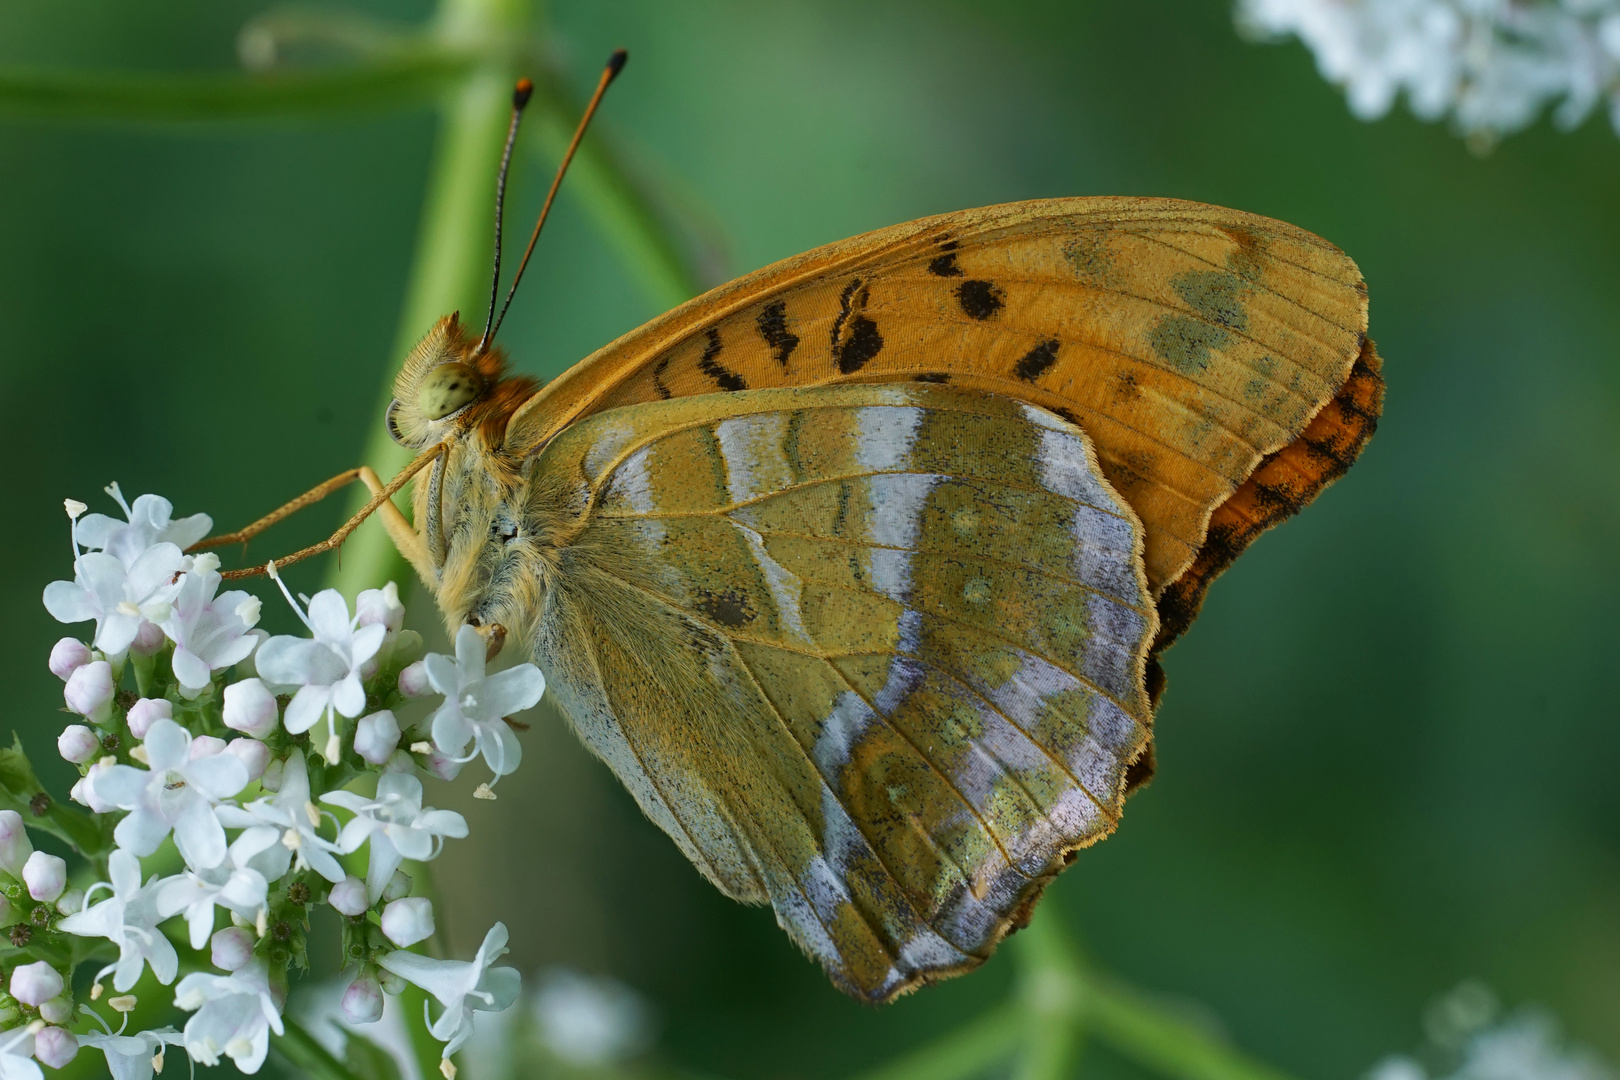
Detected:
left=1011, top=916, right=1087, bottom=1080
left=1078, top=973, right=1298, bottom=1080
left=0, top=57, right=466, bottom=122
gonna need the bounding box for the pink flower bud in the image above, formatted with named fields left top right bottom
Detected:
left=397, top=660, right=431, bottom=698
left=328, top=875, right=368, bottom=917
left=355, top=582, right=405, bottom=633
left=382, top=750, right=415, bottom=774
left=0, top=810, right=34, bottom=879
left=222, top=678, right=278, bottom=738
left=33, top=1025, right=76, bottom=1069
left=259, top=755, right=285, bottom=792
left=63, top=660, right=114, bottom=722
left=421, top=747, right=464, bottom=781
left=57, top=724, right=100, bottom=764
left=10, top=961, right=63, bottom=1005
left=211, top=926, right=255, bottom=971
left=353, top=711, right=400, bottom=765
left=39, top=995, right=74, bottom=1024
left=129, top=618, right=166, bottom=656
left=55, top=888, right=84, bottom=916
left=225, top=738, right=271, bottom=782
left=383, top=870, right=412, bottom=904
left=48, top=637, right=92, bottom=681
left=342, top=970, right=385, bottom=1024
left=380, top=896, right=434, bottom=947
left=126, top=697, right=171, bottom=739
left=189, top=735, right=226, bottom=760
left=23, top=852, right=66, bottom=902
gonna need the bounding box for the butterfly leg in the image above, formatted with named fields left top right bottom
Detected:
left=357, top=466, right=437, bottom=586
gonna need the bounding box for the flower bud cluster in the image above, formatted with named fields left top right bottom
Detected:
left=0, top=486, right=541, bottom=1076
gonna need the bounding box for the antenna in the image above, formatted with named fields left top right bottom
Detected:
left=477, top=77, right=536, bottom=353
left=479, top=48, right=628, bottom=353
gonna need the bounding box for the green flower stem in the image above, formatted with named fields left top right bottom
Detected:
left=0, top=57, right=467, bottom=122
left=842, top=1003, right=1024, bottom=1080
left=274, top=1013, right=369, bottom=1080
left=1076, top=972, right=1297, bottom=1080
left=1011, top=915, right=1087, bottom=1080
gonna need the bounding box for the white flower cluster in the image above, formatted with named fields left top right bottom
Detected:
left=1236, top=0, right=1620, bottom=145
left=1368, top=983, right=1615, bottom=1080
left=2, top=485, right=545, bottom=1079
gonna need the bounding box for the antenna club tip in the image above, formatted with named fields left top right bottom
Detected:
left=607, top=48, right=628, bottom=80
left=512, top=77, right=534, bottom=108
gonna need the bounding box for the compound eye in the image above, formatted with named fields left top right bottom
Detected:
left=416, top=363, right=483, bottom=420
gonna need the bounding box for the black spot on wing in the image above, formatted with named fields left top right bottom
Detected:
left=830, top=278, right=884, bottom=374
left=652, top=355, right=673, bottom=400
left=913, top=372, right=950, bottom=383
left=756, top=301, right=800, bottom=366
left=956, top=280, right=1004, bottom=320
left=1013, top=339, right=1060, bottom=382
left=928, top=252, right=963, bottom=277
left=697, top=328, right=747, bottom=391
left=694, top=586, right=756, bottom=628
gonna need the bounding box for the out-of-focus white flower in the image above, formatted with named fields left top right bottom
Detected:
left=214, top=749, right=344, bottom=883
left=533, top=967, right=655, bottom=1066
left=63, top=660, right=114, bottom=723
left=30, top=1027, right=74, bottom=1069
left=1366, top=984, right=1616, bottom=1080
left=379, top=896, right=435, bottom=947
left=255, top=584, right=385, bottom=764
left=92, top=718, right=248, bottom=869
left=156, top=828, right=278, bottom=949
left=222, top=678, right=278, bottom=738
left=43, top=545, right=187, bottom=658
left=8, top=963, right=62, bottom=1007
left=74, top=485, right=211, bottom=570
left=425, top=625, right=544, bottom=784
left=377, top=922, right=521, bottom=1059
left=21, top=852, right=65, bottom=903
left=76, top=1026, right=183, bottom=1080
left=342, top=970, right=385, bottom=1025
left=125, top=697, right=170, bottom=740
left=324, top=773, right=468, bottom=903
left=352, top=710, right=401, bottom=765
left=47, top=637, right=91, bottom=681
left=0, top=811, right=32, bottom=879
left=0, top=1023, right=41, bottom=1080
left=211, top=927, right=256, bottom=972
left=174, top=960, right=283, bottom=1075
left=1237, top=0, right=1620, bottom=144
left=57, top=724, right=101, bottom=764
left=57, top=848, right=179, bottom=992
left=328, top=875, right=368, bottom=917
left=159, top=553, right=261, bottom=695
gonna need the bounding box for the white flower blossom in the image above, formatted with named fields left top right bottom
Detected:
left=0, top=1024, right=41, bottom=1080
left=76, top=1027, right=183, bottom=1080
left=377, top=922, right=521, bottom=1059
left=43, top=544, right=187, bottom=658
left=74, top=485, right=211, bottom=570
left=159, top=552, right=261, bottom=694
left=533, top=967, right=654, bottom=1066
left=156, top=827, right=279, bottom=949
left=215, top=749, right=344, bottom=883
left=92, top=718, right=248, bottom=869
left=1237, top=0, right=1620, bottom=144
left=57, top=849, right=178, bottom=993
left=323, top=773, right=468, bottom=903
left=174, top=959, right=283, bottom=1074
left=425, top=625, right=544, bottom=785
left=255, top=584, right=385, bottom=763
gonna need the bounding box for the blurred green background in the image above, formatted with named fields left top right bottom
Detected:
left=2, top=1, right=1617, bottom=1078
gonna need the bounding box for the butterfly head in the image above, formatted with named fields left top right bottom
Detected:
left=385, top=313, right=538, bottom=450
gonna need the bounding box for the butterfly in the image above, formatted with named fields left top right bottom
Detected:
left=210, top=54, right=1383, bottom=1003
